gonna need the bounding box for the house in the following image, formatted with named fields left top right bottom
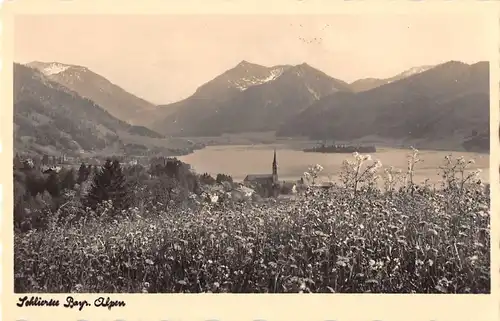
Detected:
left=42, top=166, right=62, bottom=174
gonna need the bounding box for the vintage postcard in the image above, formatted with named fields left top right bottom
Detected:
left=1, top=0, right=499, bottom=320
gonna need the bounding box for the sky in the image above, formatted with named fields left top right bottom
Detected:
left=15, top=14, right=491, bottom=104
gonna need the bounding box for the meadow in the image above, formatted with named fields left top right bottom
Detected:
left=13, top=149, right=490, bottom=293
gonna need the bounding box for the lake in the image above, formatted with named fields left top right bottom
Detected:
left=178, top=144, right=490, bottom=186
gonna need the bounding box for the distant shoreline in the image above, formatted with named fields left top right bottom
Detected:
left=176, top=134, right=489, bottom=157
left=16, top=133, right=488, bottom=160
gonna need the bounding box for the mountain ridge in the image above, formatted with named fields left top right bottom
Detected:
left=350, top=64, right=435, bottom=92
left=14, top=63, right=198, bottom=157
left=148, top=61, right=352, bottom=136
left=277, top=60, right=489, bottom=152
left=26, top=61, right=157, bottom=124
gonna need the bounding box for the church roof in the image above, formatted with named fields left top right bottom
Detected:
left=244, top=174, right=273, bottom=181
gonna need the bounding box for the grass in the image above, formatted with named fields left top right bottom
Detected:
left=14, top=150, right=490, bottom=293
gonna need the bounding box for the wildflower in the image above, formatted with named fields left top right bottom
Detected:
left=313, top=164, right=324, bottom=172
left=428, top=229, right=438, bottom=236
left=210, top=194, right=219, bottom=203
left=72, top=284, right=83, bottom=293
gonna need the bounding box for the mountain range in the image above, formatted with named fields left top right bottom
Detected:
left=15, top=59, right=490, bottom=155
left=277, top=61, right=489, bottom=149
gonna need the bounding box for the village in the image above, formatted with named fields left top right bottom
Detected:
left=13, top=149, right=317, bottom=207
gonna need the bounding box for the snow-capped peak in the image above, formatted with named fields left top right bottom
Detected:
left=231, top=67, right=285, bottom=91
left=384, top=65, right=434, bottom=85
left=398, top=65, right=433, bottom=78
left=39, top=63, right=71, bottom=76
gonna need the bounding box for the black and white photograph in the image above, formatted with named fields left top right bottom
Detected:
left=12, top=13, right=491, bottom=294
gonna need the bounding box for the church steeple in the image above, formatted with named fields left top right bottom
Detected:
left=272, top=149, right=278, bottom=183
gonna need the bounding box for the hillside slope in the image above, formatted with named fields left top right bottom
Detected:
left=27, top=61, right=157, bottom=124
left=14, top=63, right=197, bottom=157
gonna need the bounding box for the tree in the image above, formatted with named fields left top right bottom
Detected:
left=61, top=168, right=76, bottom=190
left=42, top=154, right=49, bottom=166
left=45, top=171, right=61, bottom=198
left=25, top=170, right=46, bottom=196
left=109, top=160, right=129, bottom=209
left=199, top=173, right=216, bottom=185
left=86, top=159, right=130, bottom=211
left=216, top=173, right=233, bottom=184
left=125, top=164, right=149, bottom=189
left=32, top=156, right=42, bottom=169
left=77, top=163, right=90, bottom=184
left=149, top=175, right=177, bottom=205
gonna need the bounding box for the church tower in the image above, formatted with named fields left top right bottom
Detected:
left=272, top=149, right=278, bottom=184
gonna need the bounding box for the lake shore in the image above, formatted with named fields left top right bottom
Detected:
left=178, top=143, right=490, bottom=186
left=175, top=131, right=489, bottom=156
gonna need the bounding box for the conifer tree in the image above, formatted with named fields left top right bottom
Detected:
left=61, top=168, right=76, bottom=190
left=45, top=171, right=61, bottom=198
left=86, top=160, right=113, bottom=209
left=77, top=163, right=88, bottom=184
left=109, top=160, right=129, bottom=209
left=32, top=156, right=42, bottom=169
left=86, top=159, right=130, bottom=211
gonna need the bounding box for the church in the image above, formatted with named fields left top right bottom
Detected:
left=243, top=149, right=279, bottom=188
